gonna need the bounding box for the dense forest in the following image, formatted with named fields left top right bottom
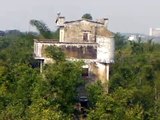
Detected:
left=0, top=29, right=160, bottom=120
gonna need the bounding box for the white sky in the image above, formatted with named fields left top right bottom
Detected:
left=0, top=0, right=160, bottom=34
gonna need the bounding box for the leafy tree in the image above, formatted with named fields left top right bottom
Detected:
left=26, top=69, right=68, bottom=119
left=45, top=45, right=65, bottom=62
left=87, top=87, right=144, bottom=120
left=86, top=35, right=160, bottom=119
left=30, top=19, right=52, bottom=39
left=129, top=40, right=144, bottom=55
left=0, top=34, right=35, bottom=66
left=52, top=28, right=59, bottom=40
left=87, top=81, right=103, bottom=107
left=43, top=61, right=83, bottom=114
left=114, top=33, right=127, bottom=50
left=82, top=13, right=93, bottom=20
left=30, top=20, right=59, bottom=40
left=0, top=64, right=39, bottom=119
left=109, top=37, right=160, bottom=119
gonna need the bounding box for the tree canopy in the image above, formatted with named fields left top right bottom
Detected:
left=0, top=23, right=160, bottom=119
left=87, top=33, right=160, bottom=120
left=82, top=13, right=93, bottom=20
left=0, top=33, right=84, bottom=119
left=30, top=20, right=59, bottom=39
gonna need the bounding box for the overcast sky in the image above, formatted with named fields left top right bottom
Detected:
left=0, top=0, right=160, bottom=34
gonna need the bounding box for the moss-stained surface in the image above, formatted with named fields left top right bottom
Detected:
left=62, top=45, right=97, bottom=59
left=42, top=44, right=97, bottom=59
left=63, top=20, right=112, bottom=43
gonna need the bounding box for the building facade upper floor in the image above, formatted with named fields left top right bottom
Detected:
left=56, top=16, right=113, bottom=43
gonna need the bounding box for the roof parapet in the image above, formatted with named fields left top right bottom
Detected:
left=55, top=16, right=65, bottom=27
left=97, top=18, right=109, bottom=28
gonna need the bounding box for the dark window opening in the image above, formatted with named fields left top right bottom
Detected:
left=79, top=96, right=88, bottom=108
left=82, top=68, right=88, bottom=77
left=83, top=33, right=88, bottom=41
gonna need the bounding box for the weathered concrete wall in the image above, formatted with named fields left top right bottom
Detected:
left=62, top=45, right=97, bottom=59
left=88, top=62, right=110, bottom=84
left=59, top=27, right=65, bottom=42
left=34, top=40, right=97, bottom=60
left=34, top=42, right=43, bottom=58
left=63, top=20, right=108, bottom=43
left=97, top=36, right=115, bottom=63
left=41, top=44, right=97, bottom=59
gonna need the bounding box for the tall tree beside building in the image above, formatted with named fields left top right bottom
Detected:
left=30, top=20, right=52, bottom=39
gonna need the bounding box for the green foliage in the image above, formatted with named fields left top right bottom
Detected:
left=52, top=28, right=59, bottom=40
left=129, top=40, right=144, bottom=54
left=87, top=81, right=103, bottom=107
left=87, top=87, right=144, bottom=120
left=82, top=13, right=93, bottom=20
left=87, top=37, right=160, bottom=119
left=114, top=33, right=127, bottom=50
left=109, top=39, right=160, bottom=119
left=43, top=61, right=83, bottom=114
left=0, top=26, right=160, bottom=119
left=0, top=64, right=38, bottom=119
left=0, top=33, right=83, bottom=119
left=45, top=45, right=65, bottom=62
left=0, top=36, right=33, bottom=119
left=0, top=34, right=35, bottom=66
left=28, top=98, right=65, bottom=120
left=30, top=19, right=59, bottom=40
left=30, top=19, right=52, bottom=39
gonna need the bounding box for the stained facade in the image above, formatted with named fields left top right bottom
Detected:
left=34, top=16, right=115, bottom=83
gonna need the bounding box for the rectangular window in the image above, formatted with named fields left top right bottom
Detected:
left=82, top=68, right=89, bottom=77
left=83, top=32, right=89, bottom=41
